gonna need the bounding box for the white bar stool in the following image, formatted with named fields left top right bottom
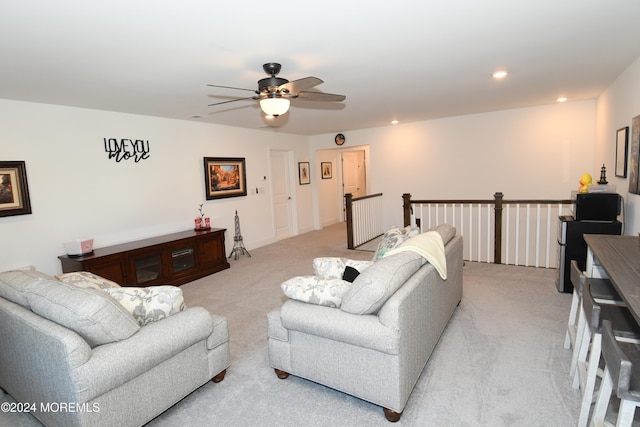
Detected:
left=566, top=260, right=587, bottom=350
left=572, top=281, right=640, bottom=427
left=591, top=320, right=640, bottom=427
left=568, top=260, right=623, bottom=378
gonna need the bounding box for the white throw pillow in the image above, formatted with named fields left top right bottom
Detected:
left=281, top=276, right=351, bottom=308
left=312, top=257, right=346, bottom=279
left=103, top=285, right=186, bottom=326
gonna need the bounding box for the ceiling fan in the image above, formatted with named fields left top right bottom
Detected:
left=207, top=63, right=346, bottom=117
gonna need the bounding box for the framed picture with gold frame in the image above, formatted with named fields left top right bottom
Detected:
left=321, top=162, right=332, bottom=179
left=0, top=161, right=32, bottom=217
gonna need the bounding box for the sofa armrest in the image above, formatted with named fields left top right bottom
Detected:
left=72, top=307, right=215, bottom=401
left=280, top=300, right=399, bottom=354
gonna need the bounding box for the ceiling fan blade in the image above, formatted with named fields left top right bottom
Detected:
left=280, top=77, right=323, bottom=93
left=208, top=96, right=255, bottom=107
left=207, top=84, right=256, bottom=93
left=296, top=91, right=346, bottom=102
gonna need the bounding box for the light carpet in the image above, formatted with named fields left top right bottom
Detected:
left=1, top=223, right=584, bottom=426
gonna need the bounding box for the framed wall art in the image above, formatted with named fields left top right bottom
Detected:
left=321, top=162, right=332, bottom=179
left=616, top=126, right=629, bottom=178
left=203, top=157, right=247, bottom=200
left=629, top=116, right=640, bottom=194
left=0, top=161, right=32, bottom=217
left=298, top=162, right=310, bottom=185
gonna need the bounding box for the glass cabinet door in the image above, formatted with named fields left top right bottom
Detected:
left=171, top=246, right=195, bottom=273
left=134, top=254, right=163, bottom=284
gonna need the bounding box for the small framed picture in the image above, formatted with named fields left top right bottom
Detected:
left=298, top=162, right=310, bottom=185
left=203, top=157, right=247, bottom=200
left=321, top=162, right=332, bottom=179
left=616, top=126, right=629, bottom=178
left=0, top=161, right=32, bottom=217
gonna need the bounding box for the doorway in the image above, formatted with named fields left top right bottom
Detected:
left=341, top=150, right=366, bottom=198
left=269, top=150, right=295, bottom=240
left=341, top=150, right=367, bottom=217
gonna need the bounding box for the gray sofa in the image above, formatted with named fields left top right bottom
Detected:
left=0, top=268, right=230, bottom=427
left=267, top=225, right=463, bottom=421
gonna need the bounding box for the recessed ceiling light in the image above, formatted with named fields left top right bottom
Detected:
left=391, top=120, right=399, bottom=125
left=556, top=97, right=568, bottom=102
left=492, top=71, right=508, bottom=79
left=191, top=115, right=202, bottom=119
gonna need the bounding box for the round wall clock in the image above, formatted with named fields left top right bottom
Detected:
left=335, top=133, right=345, bottom=146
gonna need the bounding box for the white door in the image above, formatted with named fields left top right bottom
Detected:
left=342, top=150, right=366, bottom=198
left=270, top=150, right=293, bottom=240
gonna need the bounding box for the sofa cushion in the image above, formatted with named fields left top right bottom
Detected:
left=431, top=223, right=456, bottom=245
left=0, top=269, right=57, bottom=308
left=103, top=285, right=186, bottom=326
left=55, top=271, right=121, bottom=290
left=340, top=251, right=424, bottom=315
left=384, top=230, right=448, bottom=279
left=25, top=279, right=140, bottom=347
left=281, top=276, right=351, bottom=308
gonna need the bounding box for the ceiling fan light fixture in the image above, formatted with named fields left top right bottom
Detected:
left=260, top=97, right=290, bottom=116
left=493, top=70, right=508, bottom=79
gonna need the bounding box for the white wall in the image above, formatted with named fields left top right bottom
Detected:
left=311, top=101, right=597, bottom=230
left=5, top=66, right=639, bottom=275
left=0, top=99, right=312, bottom=273
left=595, top=56, right=640, bottom=235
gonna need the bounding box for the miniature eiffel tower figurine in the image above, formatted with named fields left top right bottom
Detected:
left=597, top=163, right=608, bottom=185
left=228, top=210, right=251, bottom=260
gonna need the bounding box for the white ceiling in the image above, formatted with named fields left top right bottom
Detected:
left=1, top=0, right=640, bottom=136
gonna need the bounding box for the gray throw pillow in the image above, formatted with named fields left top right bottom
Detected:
left=25, top=279, right=140, bottom=347
left=340, top=251, right=423, bottom=315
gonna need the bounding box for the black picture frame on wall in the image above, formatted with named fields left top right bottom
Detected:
left=298, top=162, right=310, bottom=185
left=629, top=116, right=640, bottom=194
left=0, top=161, right=32, bottom=217
left=616, top=126, right=629, bottom=178
left=203, top=157, right=247, bottom=200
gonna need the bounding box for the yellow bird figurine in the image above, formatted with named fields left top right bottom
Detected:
left=578, top=173, right=592, bottom=193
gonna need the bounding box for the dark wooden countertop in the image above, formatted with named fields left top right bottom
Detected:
left=584, top=234, right=640, bottom=324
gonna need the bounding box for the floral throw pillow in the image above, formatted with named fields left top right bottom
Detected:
left=373, top=228, right=406, bottom=260
left=281, top=276, right=351, bottom=308
left=55, top=271, right=121, bottom=290
left=103, top=285, right=186, bottom=326
left=403, top=225, right=421, bottom=238
left=373, top=226, right=422, bottom=260
left=313, top=257, right=346, bottom=279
